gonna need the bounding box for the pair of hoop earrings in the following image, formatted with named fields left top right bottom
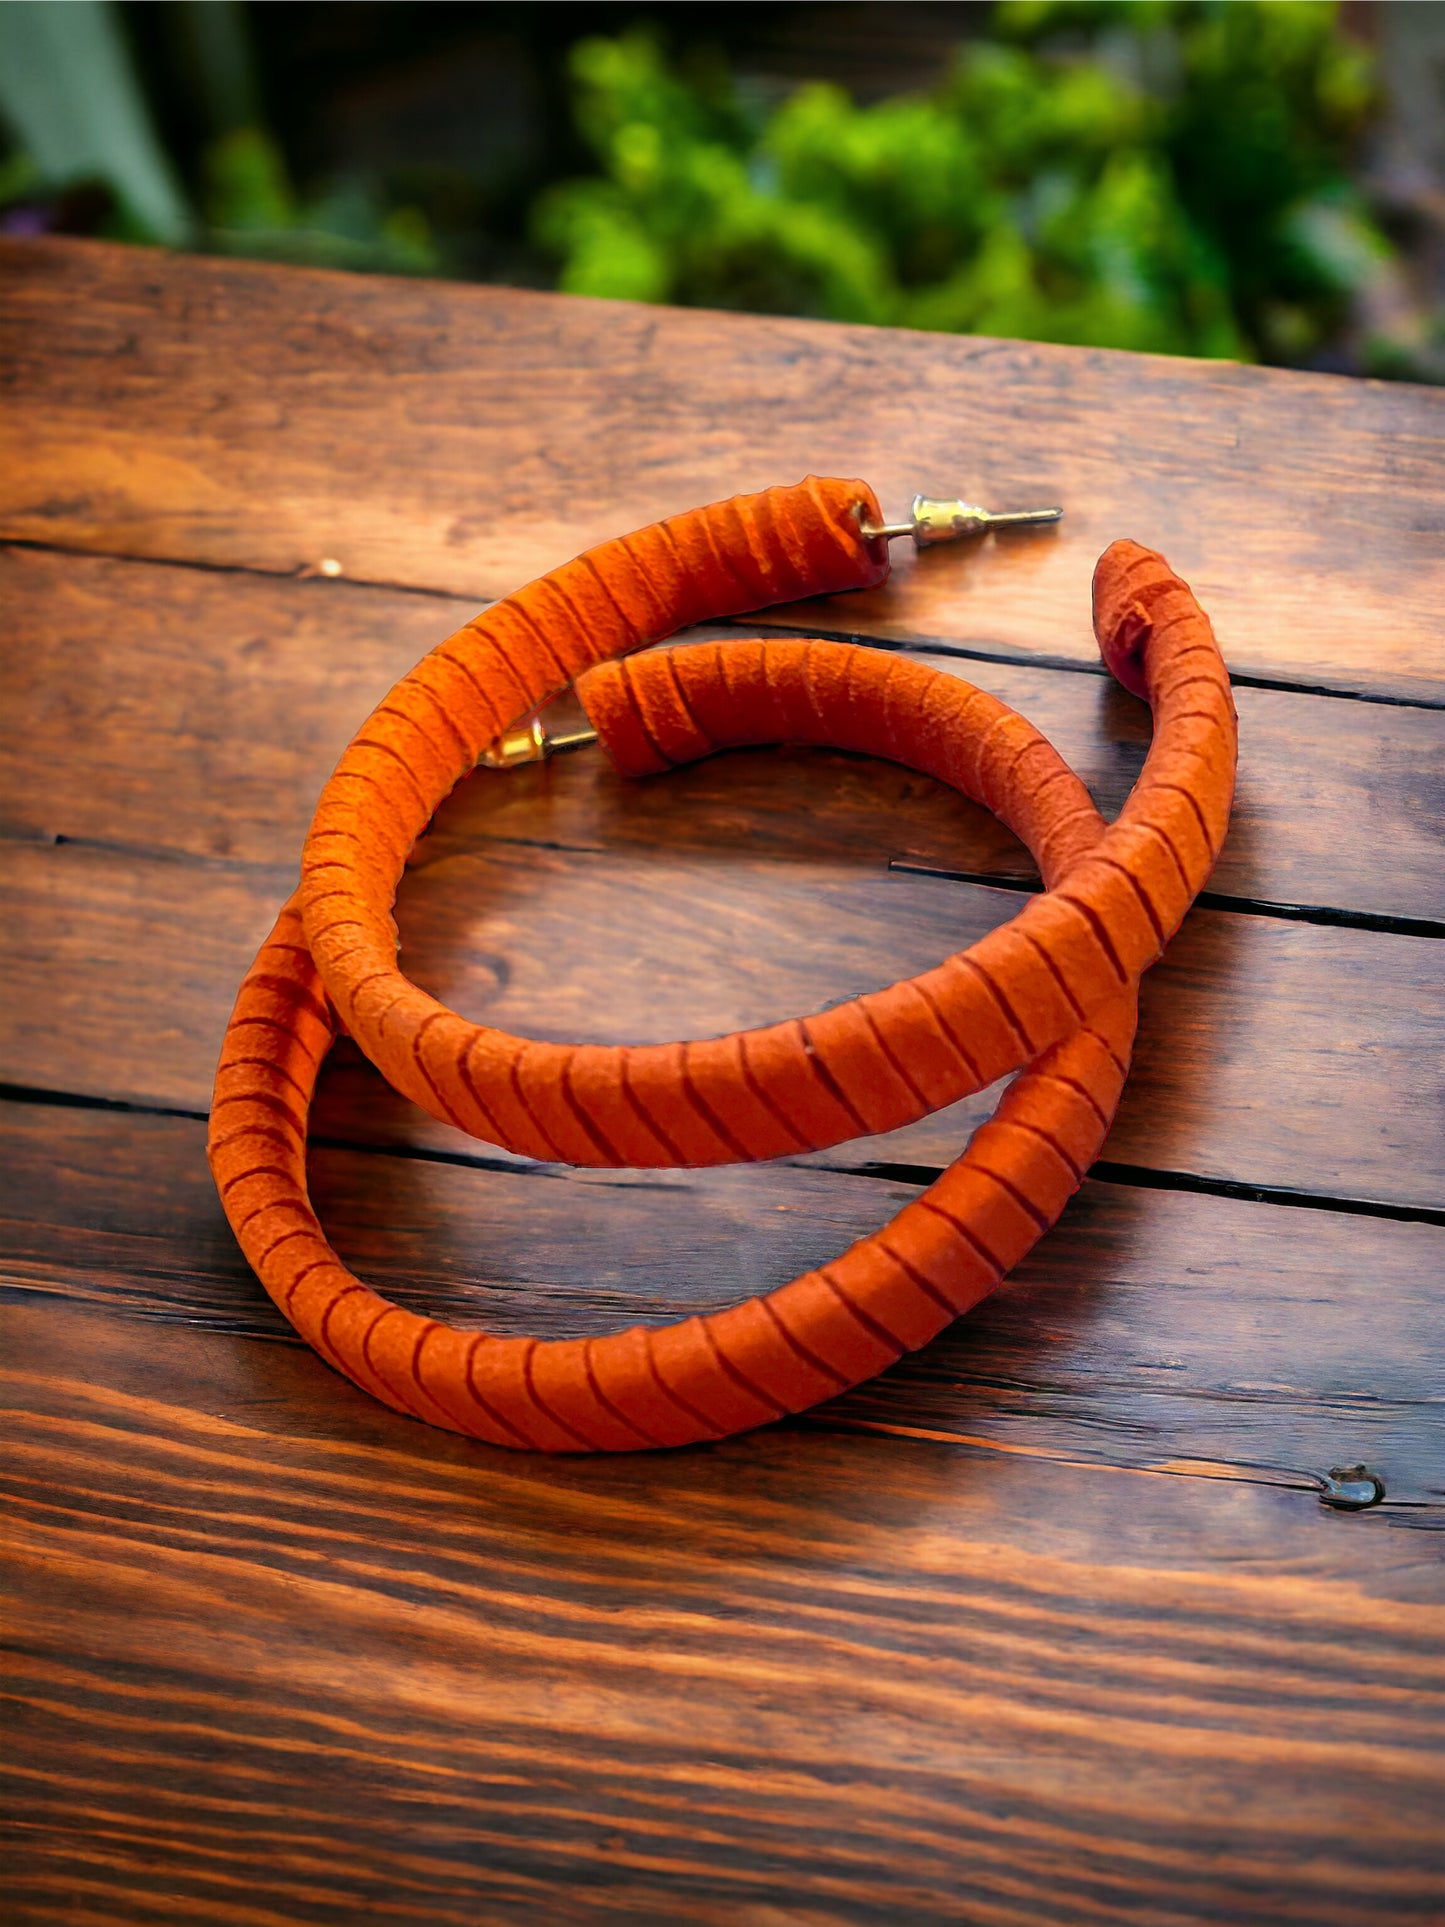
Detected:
left=209, top=476, right=1236, bottom=1453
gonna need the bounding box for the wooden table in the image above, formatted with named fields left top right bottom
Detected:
left=3, top=238, right=1443, bottom=1925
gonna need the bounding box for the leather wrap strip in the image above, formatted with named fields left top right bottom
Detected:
left=210, top=640, right=1138, bottom=1451
left=298, top=484, right=1234, bottom=1168
left=209, top=476, right=1236, bottom=1452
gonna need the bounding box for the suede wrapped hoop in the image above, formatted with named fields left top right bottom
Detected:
left=209, top=476, right=1237, bottom=1452
left=295, top=481, right=1235, bottom=1169
left=209, top=645, right=1137, bottom=1451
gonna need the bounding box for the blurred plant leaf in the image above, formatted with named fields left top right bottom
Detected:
left=204, top=126, right=297, bottom=234
left=0, top=0, right=192, bottom=244
left=533, top=2, right=1422, bottom=376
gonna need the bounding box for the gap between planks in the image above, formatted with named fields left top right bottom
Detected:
left=6, top=534, right=1444, bottom=715
left=4, top=1078, right=1442, bottom=1231
left=4, top=825, right=1441, bottom=945
left=887, top=861, right=1445, bottom=942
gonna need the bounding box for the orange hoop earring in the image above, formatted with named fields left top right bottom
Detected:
left=209, top=478, right=1236, bottom=1451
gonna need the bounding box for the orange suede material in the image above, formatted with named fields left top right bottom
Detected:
left=299, top=530, right=1231, bottom=1173
left=210, top=483, right=1235, bottom=1453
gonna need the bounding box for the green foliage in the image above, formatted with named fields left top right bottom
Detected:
left=0, top=0, right=192, bottom=244
left=202, top=126, right=437, bottom=276
left=534, top=2, right=1399, bottom=370
left=0, top=0, right=436, bottom=277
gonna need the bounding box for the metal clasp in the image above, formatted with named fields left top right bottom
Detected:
left=861, top=494, right=1063, bottom=546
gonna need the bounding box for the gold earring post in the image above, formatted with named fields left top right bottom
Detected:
left=861, top=495, right=1063, bottom=546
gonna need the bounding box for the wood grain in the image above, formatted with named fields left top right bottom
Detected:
left=4, top=1098, right=1442, bottom=1501
left=3, top=544, right=1442, bottom=921
left=5, top=1293, right=1442, bottom=1927
left=5, top=236, right=1445, bottom=1926
left=3, top=823, right=1441, bottom=1209
left=3, top=239, right=1443, bottom=701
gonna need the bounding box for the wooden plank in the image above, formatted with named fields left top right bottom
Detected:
left=3, top=240, right=1442, bottom=701
left=0, top=545, right=472, bottom=868
left=4, top=1293, right=1441, bottom=1927
left=4, top=545, right=1443, bottom=922
left=4, top=1098, right=1442, bottom=1500
left=2, top=833, right=1441, bottom=1210
left=5, top=231, right=1443, bottom=1927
